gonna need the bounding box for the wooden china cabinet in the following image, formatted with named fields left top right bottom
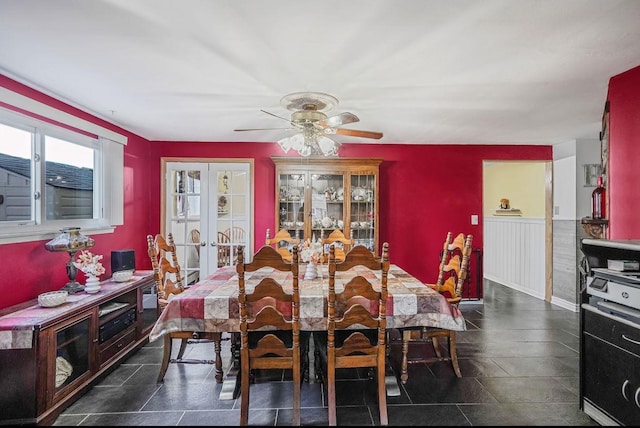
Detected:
left=272, top=157, right=382, bottom=255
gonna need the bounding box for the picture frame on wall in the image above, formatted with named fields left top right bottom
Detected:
left=583, top=163, right=602, bottom=187
left=599, top=101, right=609, bottom=187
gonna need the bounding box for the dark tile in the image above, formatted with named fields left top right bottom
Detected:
left=460, top=402, right=595, bottom=426
left=477, top=377, right=577, bottom=403
left=402, top=376, right=499, bottom=404
left=142, top=382, right=235, bottom=411
left=491, top=356, right=579, bottom=377
left=387, top=404, right=471, bottom=426
left=96, top=363, right=143, bottom=386
left=63, top=384, right=162, bottom=414
left=53, top=414, right=87, bottom=425
left=76, top=411, right=183, bottom=426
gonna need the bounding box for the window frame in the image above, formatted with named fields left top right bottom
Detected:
left=0, top=104, right=124, bottom=244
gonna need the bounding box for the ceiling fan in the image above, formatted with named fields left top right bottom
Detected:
left=234, top=92, right=383, bottom=156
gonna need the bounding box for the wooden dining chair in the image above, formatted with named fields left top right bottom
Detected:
left=265, top=228, right=300, bottom=262
left=396, top=233, right=473, bottom=383
left=314, top=243, right=390, bottom=426
left=236, top=244, right=302, bottom=426
left=147, top=233, right=223, bottom=383
left=321, top=228, right=354, bottom=263
left=218, top=226, right=247, bottom=267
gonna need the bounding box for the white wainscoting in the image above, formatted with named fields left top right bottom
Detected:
left=484, top=216, right=546, bottom=300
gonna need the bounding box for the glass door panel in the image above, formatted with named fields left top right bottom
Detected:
left=166, top=164, right=207, bottom=285
left=350, top=173, right=376, bottom=252
left=214, top=164, right=251, bottom=268
left=311, top=173, right=344, bottom=241
left=278, top=172, right=306, bottom=241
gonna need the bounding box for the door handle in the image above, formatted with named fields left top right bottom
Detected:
left=200, top=241, right=206, bottom=247
left=210, top=242, right=218, bottom=247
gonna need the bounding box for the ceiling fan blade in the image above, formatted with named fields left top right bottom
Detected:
left=334, top=128, right=383, bottom=139
left=260, top=109, right=293, bottom=123
left=318, top=112, right=359, bottom=128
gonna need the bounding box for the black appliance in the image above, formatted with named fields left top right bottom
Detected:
left=111, top=249, right=135, bottom=273
left=579, top=238, right=640, bottom=425
left=99, top=307, right=137, bottom=344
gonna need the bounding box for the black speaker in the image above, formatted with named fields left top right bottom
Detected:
left=111, top=249, right=135, bottom=272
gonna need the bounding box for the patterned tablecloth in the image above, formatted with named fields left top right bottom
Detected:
left=148, top=264, right=466, bottom=342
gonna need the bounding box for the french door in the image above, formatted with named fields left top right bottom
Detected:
left=163, top=160, right=253, bottom=285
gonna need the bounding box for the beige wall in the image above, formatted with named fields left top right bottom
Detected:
left=483, top=161, right=546, bottom=218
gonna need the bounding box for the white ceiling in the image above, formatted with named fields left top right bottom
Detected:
left=1, top=0, right=640, bottom=147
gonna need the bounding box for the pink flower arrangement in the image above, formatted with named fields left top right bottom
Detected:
left=73, top=250, right=106, bottom=277
left=299, top=238, right=323, bottom=264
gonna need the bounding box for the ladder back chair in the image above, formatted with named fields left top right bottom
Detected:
left=396, top=233, right=472, bottom=383
left=321, top=228, right=355, bottom=263
left=265, top=228, right=300, bottom=262
left=314, top=243, right=390, bottom=426
left=236, top=245, right=302, bottom=426
left=146, top=233, right=223, bottom=383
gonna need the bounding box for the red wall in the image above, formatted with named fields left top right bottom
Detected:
left=149, top=142, right=551, bottom=299
left=607, top=65, right=640, bottom=239
left=0, top=75, right=154, bottom=309
left=0, top=74, right=551, bottom=310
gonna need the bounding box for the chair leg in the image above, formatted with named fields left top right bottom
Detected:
left=157, top=335, right=173, bottom=382
left=240, top=353, right=250, bottom=425
left=448, top=330, right=462, bottom=378
left=431, top=336, right=443, bottom=358
left=327, top=353, right=337, bottom=426
left=400, top=329, right=410, bottom=384
left=293, top=355, right=301, bottom=426
left=213, top=333, right=223, bottom=383
left=377, top=352, right=389, bottom=426
left=176, top=338, right=189, bottom=359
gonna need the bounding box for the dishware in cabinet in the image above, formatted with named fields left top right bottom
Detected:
left=272, top=157, right=382, bottom=254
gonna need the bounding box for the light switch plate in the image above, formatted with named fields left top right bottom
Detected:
left=471, top=214, right=479, bottom=225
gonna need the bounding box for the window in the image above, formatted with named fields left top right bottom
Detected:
left=0, top=106, right=123, bottom=243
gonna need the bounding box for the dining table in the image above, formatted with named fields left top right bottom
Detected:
left=148, top=262, right=466, bottom=399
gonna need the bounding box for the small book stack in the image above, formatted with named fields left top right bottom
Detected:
left=494, top=208, right=522, bottom=216
left=607, top=259, right=640, bottom=272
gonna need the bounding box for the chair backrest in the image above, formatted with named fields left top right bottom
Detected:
left=217, top=226, right=247, bottom=267
left=217, top=230, right=232, bottom=267
left=327, top=242, right=390, bottom=353
left=147, top=233, right=184, bottom=302
left=322, top=229, right=355, bottom=262
left=265, top=228, right=300, bottom=262
left=435, top=233, right=473, bottom=303
left=236, top=244, right=300, bottom=354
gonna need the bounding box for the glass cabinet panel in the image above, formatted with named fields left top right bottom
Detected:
left=350, top=173, right=376, bottom=252
left=278, top=172, right=306, bottom=240
left=311, top=173, right=344, bottom=241
left=53, top=314, right=92, bottom=395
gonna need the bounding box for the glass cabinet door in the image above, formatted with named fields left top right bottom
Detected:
left=49, top=311, right=94, bottom=402
left=349, top=173, right=376, bottom=252
left=310, top=173, right=344, bottom=241
left=278, top=172, right=306, bottom=240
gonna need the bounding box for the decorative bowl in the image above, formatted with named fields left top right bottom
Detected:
left=112, top=269, right=134, bottom=282
left=38, top=290, right=68, bottom=307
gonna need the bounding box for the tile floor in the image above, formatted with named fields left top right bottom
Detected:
left=53, top=280, right=599, bottom=426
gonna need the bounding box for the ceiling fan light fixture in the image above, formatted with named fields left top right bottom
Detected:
left=277, top=133, right=340, bottom=157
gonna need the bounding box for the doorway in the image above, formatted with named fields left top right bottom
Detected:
left=161, top=159, right=254, bottom=284
left=482, top=160, right=553, bottom=301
